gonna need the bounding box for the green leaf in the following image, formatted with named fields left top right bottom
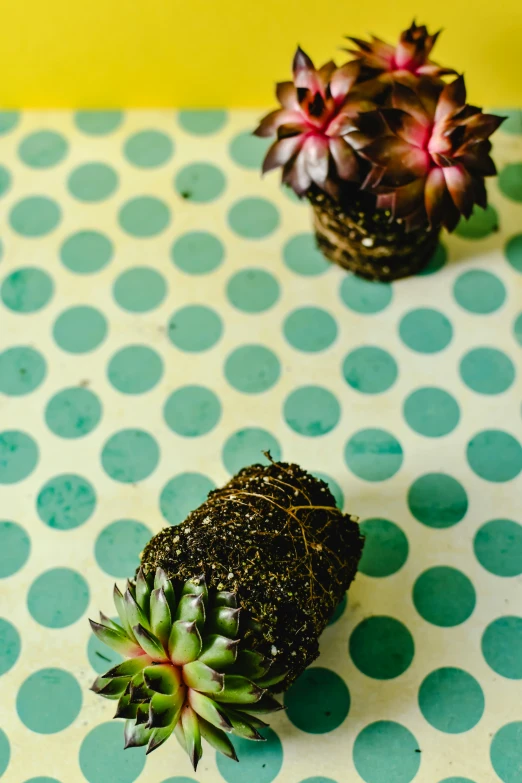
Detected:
left=256, top=667, right=287, bottom=688
left=182, top=661, right=224, bottom=694
left=181, top=704, right=202, bottom=770
left=114, top=692, right=138, bottom=719
left=241, top=693, right=285, bottom=713
left=188, top=690, right=232, bottom=731
left=175, top=593, right=205, bottom=630
left=213, top=590, right=237, bottom=609
left=199, top=717, right=238, bottom=761
left=221, top=708, right=266, bottom=741
left=129, top=670, right=154, bottom=703
left=143, top=664, right=182, bottom=695
left=133, top=624, right=167, bottom=661
left=199, top=634, right=239, bottom=670
left=135, top=568, right=152, bottom=614
left=182, top=574, right=208, bottom=602
left=234, top=649, right=270, bottom=679
left=147, top=723, right=176, bottom=754
left=113, top=585, right=137, bottom=642
left=169, top=620, right=202, bottom=665
left=104, top=657, right=150, bottom=679
left=174, top=721, right=187, bottom=751
left=206, top=607, right=240, bottom=637
left=95, top=676, right=130, bottom=698
left=135, top=702, right=150, bottom=725
left=99, top=612, right=123, bottom=632
left=154, top=568, right=177, bottom=617
left=214, top=675, right=264, bottom=704
left=124, top=719, right=152, bottom=749
left=125, top=589, right=151, bottom=633
left=150, top=588, right=172, bottom=647
left=234, top=711, right=268, bottom=730
left=148, top=692, right=180, bottom=728
left=89, top=619, right=142, bottom=657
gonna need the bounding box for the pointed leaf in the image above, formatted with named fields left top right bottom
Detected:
left=150, top=588, right=172, bottom=648
left=114, top=692, right=138, bottom=719
left=174, top=720, right=187, bottom=751
left=143, top=664, right=182, bottom=695
left=175, top=593, right=205, bottom=630
left=221, top=708, right=265, bottom=741
left=124, top=719, right=152, bottom=749
left=147, top=723, right=176, bottom=754
left=214, top=675, right=265, bottom=705
left=148, top=691, right=181, bottom=728
left=183, top=661, right=224, bottom=695
left=206, top=607, right=240, bottom=638
left=234, top=650, right=270, bottom=679
left=188, top=690, right=232, bottom=731
left=182, top=574, right=208, bottom=602
left=104, top=657, right=151, bottom=679
left=125, top=588, right=151, bottom=632
left=256, top=667, right=288, bottom=688
left=241, top=693, right=285, bottom=714
left=169, top=620, right=202, bottom=665
left=199, top=717, right=238, bottom=761
left=182, top=704, right=202, bottom=771
left=89, top=619, right=142, bottom=658
left=135, top=568, right=152, bottom=614
left=129, top=670, right=154, bottom=703
left=234, top=712, right=268, bottom=730
left=154, top=567, right=177, bottom=617
left=95, top=676, right=130, bottom=698
left=99, top=612, right=123, bottom=632
left=135, top=702, right=150, bottom=725
left=199, top=634, right=239, bottom=670
left=113, top=585, right=137, bottom=641
left=213, top=591, right=237, bottom=609
left=133, top=624, right=167, bottom=661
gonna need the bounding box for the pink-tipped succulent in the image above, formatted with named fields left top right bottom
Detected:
left=346, top=21, right=456, bottom=82
left=254, top=47, right=377, bottom=196
left=361, top=77, right=505, bottom=230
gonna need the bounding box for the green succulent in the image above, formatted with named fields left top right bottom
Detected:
left=90, top=568, right=285, bottom=769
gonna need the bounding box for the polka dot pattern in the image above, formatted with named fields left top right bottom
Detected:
left=0, top=109, right=520, bottom=783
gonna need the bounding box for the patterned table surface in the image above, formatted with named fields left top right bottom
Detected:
left=0, top=108, right=521, bottom=783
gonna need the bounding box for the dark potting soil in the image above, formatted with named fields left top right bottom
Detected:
left=140, top=460, right=363, bottom=690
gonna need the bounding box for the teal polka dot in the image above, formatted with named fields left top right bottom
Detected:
left=168, top=305, right=222, bottom=351
left=162, top=779, right=199, bottom=783
left=460, top=347, right=515, bottom=394
left=0, top=521, right=30, bottom=577
left=164, top=385, right=221, bottom=437
left=225, top=345, right=280, bottom=393
left=498, top=109, right=522, bottom=134
left=75, top=110, right=123, bottom=135
left=514, top=313, right=522, bottom=346
left=119, top=196, right=171, bottom=237
left=113, top=267, right=166, bottom=312
left=284, top=386, right=341, bottom=436
left=284, top=307, right=337, bottom=352
left=345, top=429, right=403, bottom=482
left=95, top=519, right=152, bottom=577
left=175, top=162, right=225, bottom=203
left=80, top=721, right=146, bottom=783
left=160, top=472, right=216, bottom=525
left=216, top=728, right=282, bottom=783
left=19, top=131, right=68, bottom=168
left=490, top=722, right=522, bottom=783
left=101, top=429, right=159, bottom=483
left=60, top=231, right=113, bottom=274
left=404, top=387, right=460, bottom=437
left=438, top=779, right=476, bottom=783
left=0, top=110, right=19, bottom=134
left=418, top=242, right=448, bottom=275
left=9, top=197, right=61, bottom=237
left=340, top=275, right=392, bottom=313
left=0, top=347, right=46, bottom=395
left=455, top=204, right=499, bottom=239
left=349, top=616, right=414, bottom=679
left=28, top=568, right=89, bottom=628
left=285, top=667, right=350, bottom=733
left=124, top=130, right=173, bottom=167
left=229, top=131, right=271, bottom=168
left=24, top=778, right=62, bottom=783
left=343, top=346, right=398, bottom=394
left=328, top=593, right=347, bottom=625
left=467, top=430, right=522, bottom=482
left=0, top=165, right=11, bottom=197
left=299, top=779, right=338, bottom=783
left=222, top=428, right=281, bottom=474
left=312, top=471, right=344, bottom=510
left=227, top=268, right=280, bottom=313
left=87, top=615, right=123, bottom=674
left=283, top=233, right=329, bottom=276
left=45, top=387, right=102, bottom=439
left=0, top=729, right=8, bottom=777
left=353, top=721, right=420, bottom=783
left=107, top=345, right=163, bottom=394
left=418, top=667, right=484, bottom=733
left=359, top=518, right=408, bottom=577
left=171, top=231, right=224, bottom=275
left=53, top=306, right=107, bottom=353
left=0, top=431, right=38, bottom=484
left=399, top=308, right=453, bottom=353
left=482, top=617, right=522, bottom=678
left=499, top=163, right=522, bottom=202
left=408, top=474, right=468, bottom=528
left=474, top=519, right=522, bottom=577
left=505, top=234, right=522, bottom=273
left=0, top=618, right=20, bottom=675
left=454, top=270, right=506, bottom=314
left=228, top=197, right=280, bottom=239
left=413, top=566, right=476, bottom=626
left=68, top=163, right=118, bottom=202
left=1, top=268, right=53, bottom=313
left=37, top=474, right=96, bottom=530
left=178, top=110, right=227, bottom=135
left=283, top=184, right=306, bottom=204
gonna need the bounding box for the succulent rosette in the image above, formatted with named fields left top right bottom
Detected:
left=254, top=47, right=377, bottom=196
left=346, top=21, right=456, bottom=82
left=361, top=76, right=505, bottom=230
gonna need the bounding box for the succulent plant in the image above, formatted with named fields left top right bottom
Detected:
left=361, top=77, right=505, bottom=230
left=254, top=46, right=378, bottom=196
left=346, top=21, right=456, bottom=82
left=90, top=570, right=285, bottom=770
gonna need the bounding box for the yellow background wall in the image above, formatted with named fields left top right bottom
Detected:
left=1, top=0, right=521, bottom=108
